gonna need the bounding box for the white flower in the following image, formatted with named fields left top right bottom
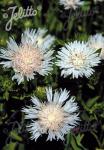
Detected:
left=22, top=87, right=79, bottom=141
left=59, top=0, right=84, bottom=10
left=22, top=28, right=55, bottom=49
left=0, top=29, right=54, bottom=84
left=88, top=33, right=104, bottom=59
left=57, top=41, right=100, bottom=78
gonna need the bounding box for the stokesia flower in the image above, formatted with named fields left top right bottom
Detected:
left=0, top=29, right=54, bottom=84
left=57, top=41, right=100, bottom=78
left=59, top=0, right=84, bottom=10
left=22, top=28, right=55, bottom=49
left=22, top=87, right=79, bottom=141
left=88, top=33, right=104, bottom=60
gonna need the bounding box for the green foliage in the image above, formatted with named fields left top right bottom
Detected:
left=2, top=142, right=17, bottom=150
left=9, top=130, right=23, bottom=142
left=65, top=133, right=86, bottom=150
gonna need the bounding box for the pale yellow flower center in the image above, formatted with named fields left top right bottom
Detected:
left=48, top=114, right=56, bottom=122
left=71, top=53, right=86, bottom=69
left=11, top=44, right=43, bottom=76
left=38, top=104, right=65, bottom=131
left=66, top=0, right=76, bottom=6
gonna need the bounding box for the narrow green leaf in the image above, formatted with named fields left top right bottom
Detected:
left=9, top=130, right=22, bottom=142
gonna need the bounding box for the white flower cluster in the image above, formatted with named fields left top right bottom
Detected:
left=0, top=29, right=101, bottom=82
left=0, top=28, right=103, bottom=141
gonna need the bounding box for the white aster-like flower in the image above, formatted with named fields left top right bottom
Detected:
left=88, top=33, right=104, bottom=59
left=59, top=0, right=84, bottom=10
left=57, top=41, right=100, bottom=78
left=22, top=87, right=79, bottom=141
left=0, top=29, right=54, bottom=84
left=22, top=28, right=55, bottom=49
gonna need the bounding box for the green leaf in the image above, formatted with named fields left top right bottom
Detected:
left=9, top=130, right=22, bottom=142
left=87, top=84, right=95, bottom=90
left=81, top=1, right=91, bottom=12
left=70, top=134, right=81, bottom=150
left=18, top=143, right=25, bottom=150
left=86, top=96, right=100, bottom=108
left=3, top=91, right=9, bottom=100
left=65, top=133, right=86, bottom=150
left=2, top=142, right=17, bottom=150
left=76, top=134, right=84, bottom=146
left=56, top=39, right=65, bottom=46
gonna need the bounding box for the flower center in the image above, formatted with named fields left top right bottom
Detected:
left=11, top=44, right=43, bottom=76
left=66, top=0, right=75, bottom=6
left=48, top=114, right=56, bottom=122
left=38, top=104, right=65, bottom=131
left=71, top=53, right=86, bottom=69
